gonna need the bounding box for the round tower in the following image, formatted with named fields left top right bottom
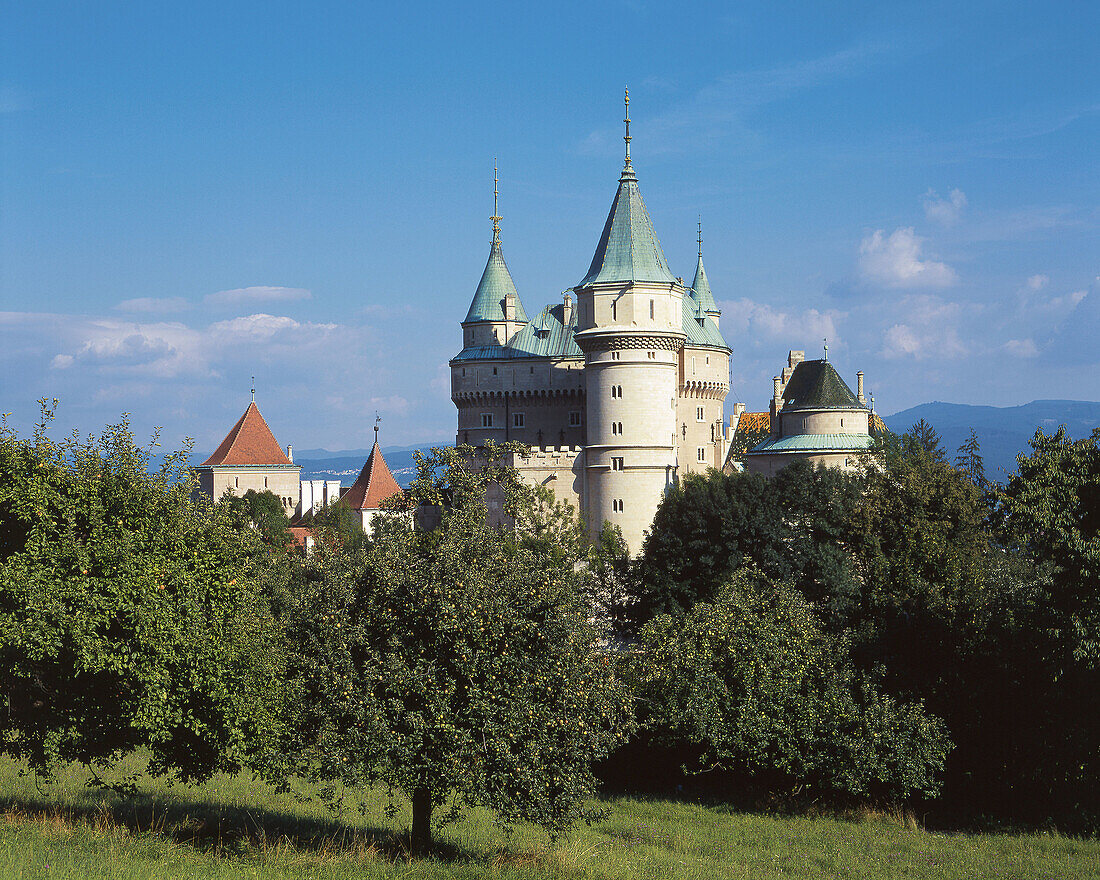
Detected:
left=573, top=90, right=685, bottom=553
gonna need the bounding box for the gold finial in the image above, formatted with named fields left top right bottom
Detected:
left=698, top=215, right=703, bottom=258
left=490, top=159, right=502, bottom=243
left=623, top=87, right=631, bottom=165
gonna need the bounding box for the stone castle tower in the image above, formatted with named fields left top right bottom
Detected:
left=451, top=93, right=731, bottom=552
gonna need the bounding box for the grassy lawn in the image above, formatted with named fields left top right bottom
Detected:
left=0, top=755, right=1093, bottom=879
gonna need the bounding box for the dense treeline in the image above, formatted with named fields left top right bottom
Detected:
left=619, top=422, right=1100, bottom=830
left=2, top=402, right=1098, bottom=845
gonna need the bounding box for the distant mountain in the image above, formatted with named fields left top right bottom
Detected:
left=293, top=444, right=432, bottom=460
left=884, top=400, right=1100, bottom=481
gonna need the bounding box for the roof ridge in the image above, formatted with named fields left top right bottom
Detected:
left=341, top=441, right=402, bottom=511
left=201, top=402, right=294, bottom=467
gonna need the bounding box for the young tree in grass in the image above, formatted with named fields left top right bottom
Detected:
left=275, top=443, right=632, bottom=851
left=0, top=403, right=285, bottom=783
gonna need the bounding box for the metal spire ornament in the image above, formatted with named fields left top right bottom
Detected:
left=623, top=88, right=631, bottom=166
left=490, top=159, right=501, bottom=243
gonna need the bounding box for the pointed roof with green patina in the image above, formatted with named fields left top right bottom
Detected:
left=579, top=160, right=676, bottom=287
left=463, top=166, right=529, bottom=324
left=690, top=223, right=719, bottom=314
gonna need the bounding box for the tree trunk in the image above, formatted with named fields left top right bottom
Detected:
left=411, top=785, right=432, bottom=853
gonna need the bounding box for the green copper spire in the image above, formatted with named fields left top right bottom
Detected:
left=691, top=217, right=719, bottom=314
left=579, top=90, right=676, bottom=287
left=463, top=162, right=529, bottom=324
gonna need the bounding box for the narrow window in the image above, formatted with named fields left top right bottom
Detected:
left=648, top=351, right=655, bottom=359
left=706, top=356, right=710, bottom=365
left=611, top=457, right=624, bottom=471
left=264, top=477, right=268, bottom=488
left=569, top=411, right=582, bottom=427
left=697, top=447, right=706, bottom=463
left=481, top=413, right=493, bottom=428
left=692, top=357, right=696, bottom=376
left=462, top=368, right=465, bottom=376
left=696, top=406, right=705, bottom=422
left=493, top=367, right=497, bottom=375
left=649, top=299, right=654, bottom=319
left=513, top=412, right=525, bottom=428
left=530, top=366, right=534, bottom=373
left=840, top=418, right=844, bottom=427
left=234, top=477, right=239, bottom=488
left=617, top=422, right=623, bottom=434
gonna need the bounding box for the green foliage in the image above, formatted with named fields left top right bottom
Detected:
left=219, top=489, right=292, bottom=548
left=300, top=499, right=367, bottom=553
left=0, top=403, right=285, bottom=783
left=999, top=426, right=1100, bottom=656
left=628, top=570, right=950, bottom=803
left=636, top=461, right=864, bottom=629
left=274, top=444, right=632, bottom=851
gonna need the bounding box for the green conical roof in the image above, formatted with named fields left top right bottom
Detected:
left=691, top=253, right=719, bottom=313
left=579, top=164, right=676, bottom=287
left=464, top=238, right=529, bottom=324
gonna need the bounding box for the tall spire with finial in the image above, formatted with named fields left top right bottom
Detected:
left=823, top=338, right=829, bottom=361
left=374, top=412, right=381, bottom=443
left=490, top=158, right=501, bottom=243
left=623, top=87, right=632, bottom=167
left=251, top=376, right=255, bottom=403
left=697, top=216, right=703, bottom=258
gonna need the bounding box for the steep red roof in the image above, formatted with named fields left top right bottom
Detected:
left=341, top=442, right=402, bottom=511
left=201, top=402, right=294, bottom=467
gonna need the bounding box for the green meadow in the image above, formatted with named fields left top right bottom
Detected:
left=0, top=755, right=1093, bottom=880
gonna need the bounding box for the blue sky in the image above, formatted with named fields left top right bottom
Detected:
left=2, top=1, right=1097, bottom=452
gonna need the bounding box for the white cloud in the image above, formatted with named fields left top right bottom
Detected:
left=721, top=298, right=841, bottom=344
left=115, top=297, right=191, bottom=313
left=1004, top=338, right=1039, bottom=357
left=203, top=286, right=311, bottom=308
left=878, top=296, right=968, bottom=361
left=859, top=228, right=958, bottom=289
left=921, top=188, right=968, bottom=226
left=1026, top=274, right=1049, bottom=291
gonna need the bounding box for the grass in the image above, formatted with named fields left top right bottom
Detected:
left=0, top=754, right=1095, bottom=879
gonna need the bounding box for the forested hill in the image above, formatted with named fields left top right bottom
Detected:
left=884, top=399, right=1100, bottom=481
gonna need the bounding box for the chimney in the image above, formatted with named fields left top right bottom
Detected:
left=503, top=291, right=516, bottom=322
left=770, top=377, right=783, bottom=436
left=773, top=376, right=783, bottom=401
left=562, top=292, right=573, bottom=325
left=733, top=401, right=745, bottom=420
left=856, top=371, right=866, bottom=406
left=286, top=444, right=293, bottom=462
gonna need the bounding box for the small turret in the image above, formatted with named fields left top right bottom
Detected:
left=461, top=162, right=528, bottom=347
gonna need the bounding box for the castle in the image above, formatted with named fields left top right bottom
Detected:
left=450, top=93, right=732, bottom=552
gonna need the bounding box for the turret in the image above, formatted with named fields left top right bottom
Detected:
left=690, top=220, right=721, bottom=331
left=573, top=90, right=686, bottom=553
left=460, top=162, right=528, bottom=349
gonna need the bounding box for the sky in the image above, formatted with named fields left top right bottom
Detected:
left=2, top=1, right=1098, bottom=453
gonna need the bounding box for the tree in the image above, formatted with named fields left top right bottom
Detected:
left=220, top=488, right=292, bottom=548
left=0, top=404, right=285, bottom=783
left=998, top=426, right=1100, bottom=656
left=300, top=498, right=367, bottom=553
left=635, top=461, right=864, bottom=629
left=909, top=418, right=945, bottom=461
left=627, top=569, right=950, bottom=803
left=275, top=443, right=631, bottom=851
left=954, top=429, right=987, bottom=489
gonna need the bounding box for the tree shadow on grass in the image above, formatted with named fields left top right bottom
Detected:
left=0, top=787, right=474, bottom=864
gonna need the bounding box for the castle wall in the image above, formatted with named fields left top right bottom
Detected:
left=780, top=409, right=870, bottom=436
left=202, top=466, right=301, bottom=517
left=676, top=344, right=730, bottom=474
left=744, top=451, right=866, bottom=477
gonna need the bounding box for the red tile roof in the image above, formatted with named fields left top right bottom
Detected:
left=341, top=442, right=402, bottom=511
left=201, top=402, right=295, bottom=467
